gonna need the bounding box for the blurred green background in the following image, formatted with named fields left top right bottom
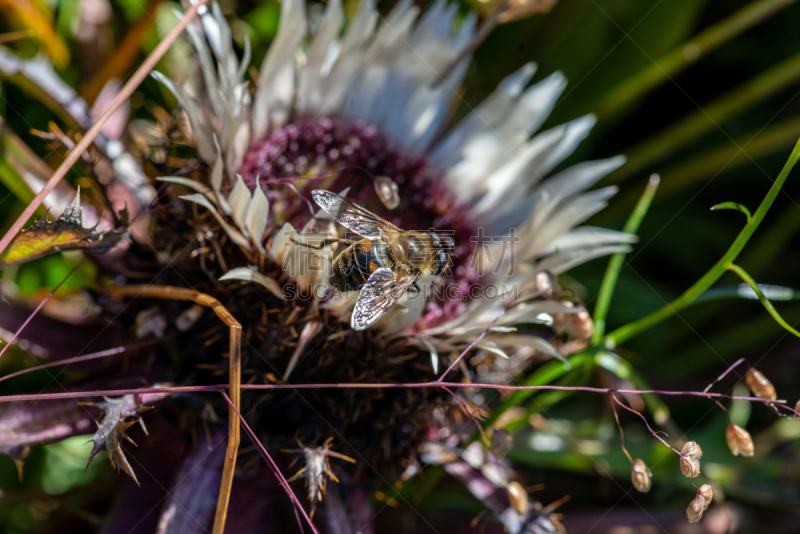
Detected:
left=2, top=0, right=800, bottom=532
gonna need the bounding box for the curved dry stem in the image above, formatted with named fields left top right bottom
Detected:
left=106, top=284, right=240, bottom=534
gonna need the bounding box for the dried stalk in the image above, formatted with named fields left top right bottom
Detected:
left=106, top=285, right=240, bottom=534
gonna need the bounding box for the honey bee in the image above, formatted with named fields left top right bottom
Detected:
left=309, top=189, right=450, bottom=331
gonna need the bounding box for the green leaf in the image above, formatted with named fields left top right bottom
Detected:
left=604, top=136, right=800, bottom=347
left=710, top=202, right=753, bottom=223
left=0, top=190, right=128, bottom=269
left=593, top=174, right=659, bottom=343
left=727, top=263, right=800, bottom=338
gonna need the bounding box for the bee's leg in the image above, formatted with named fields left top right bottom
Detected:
left=409, top=282, right=422, bottom=293
left=290, top=236, right=351, bottom=250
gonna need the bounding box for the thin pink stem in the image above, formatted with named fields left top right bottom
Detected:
left=0, top=385, right=224, bottom=401
left=288, top=182, right=316, bottom=215
left=711, top=398, right=730, bottom=417
left=220, top=391, right=319, bottom=534
left=0, top=338, right=165, bottom=384
left=610, top=393, right=681, bottom=456
left=254, top=165, right=377, bottom=188
left=1, top=383, right=797, bottom=417
left=442, top=385, right=490, bottom=445
left=704, top=357, right=748, bottom=393
left=436, top=309, right=507, bottom=382
left=0, top=257, right=85, bottom=361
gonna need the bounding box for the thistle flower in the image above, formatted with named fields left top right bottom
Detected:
left=0, top=0, right=635, bottom=530
left=156, top=0, right=634, bottom=336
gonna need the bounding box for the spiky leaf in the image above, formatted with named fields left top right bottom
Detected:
left=0, top=190, right=129, bottom=268
left=83, top=395, right=152, bottom=486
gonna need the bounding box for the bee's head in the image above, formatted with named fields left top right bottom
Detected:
left=403, top=232, right=451, bottom=276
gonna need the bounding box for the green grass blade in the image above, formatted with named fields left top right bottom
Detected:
left=607, top=50, right=800, bottom=185
left=604, top=136, right=800, bottom=347
left=592, top=174, right=660, bottom=343
left=594, top=0, right=799, bottom=121
left=727, top=263, right=800, bottom=338
left=601, top=116, right=800, bottom=219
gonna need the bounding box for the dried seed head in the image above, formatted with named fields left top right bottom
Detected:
left=699, top=484, right=713, bottom=510
left=551, top=302, right=594, bottom=341
left=745, top=368, right=777, bottom=401
left=726, top=423, right=754, bottom=457
left=686, top=492, right=705, bottom=523
left=631, top=458, right=652, bottom=493
left=285, top=439, right=356, bottom=519
left=507, top=481, right=529, bottom=515
left=679, top=456, right=700, bottom=478
left=681, top=441, right=703, bottom=460
left=374, top=176, right=400, bottom=209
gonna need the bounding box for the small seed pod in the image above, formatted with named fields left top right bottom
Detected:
left=699, top=484, right=713, bottom=510
left=374, top=176, right=400, bottom=209
left=745, top=368, right=777, bottom=401
left=686, top=492, right=706, bottom=523
left=680, top=456, right=700, bottom=478
left=507, top=481, right=529, bottom=515
left=631, top=458, right=652, bottom=493
left=726, top=423, right=754, bottom=457
left=681, top=441, right=703, bottom=460
left=552, top=302, right=594, bottom=341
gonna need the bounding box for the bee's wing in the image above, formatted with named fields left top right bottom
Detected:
left=312, top=189, right=402, bottom=239
left=351, top=268, right=418, bottom=331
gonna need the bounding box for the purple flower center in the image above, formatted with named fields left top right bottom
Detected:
left=238, top=118, right=481, bottom=328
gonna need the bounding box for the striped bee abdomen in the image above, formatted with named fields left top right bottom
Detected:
left=330, top=240, right=387, bottom=292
